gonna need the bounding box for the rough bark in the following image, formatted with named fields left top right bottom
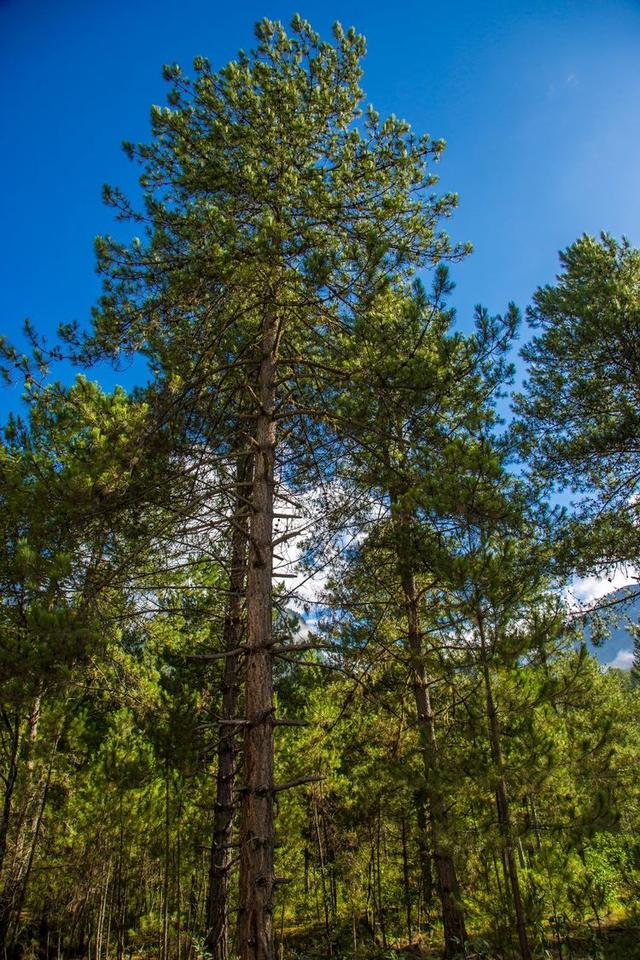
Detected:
left=238, top=301, right=278, bottom=960
left=205, top=453, right=251, bottom=960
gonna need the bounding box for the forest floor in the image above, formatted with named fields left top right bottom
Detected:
left=279, top=918, right=640, bottom=959
left=556, top=920, right=640, bottom=959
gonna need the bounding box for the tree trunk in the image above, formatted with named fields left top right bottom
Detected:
left=115, top=797, right=125, bottom=960
left=414, top=788, right=434, bottom=934
left=162, top=770, right=170, bottom=960
left=400, top=815, right=412, bottom=944
left=1, top=698, right=55, bottom=956
left=477, top=619, right=532, bottom=960
left=401, top=568, right=467, bottom=959
left=176, top=801, right=182, bottom=960
left=206, top=453, right=251, bottom=960
left=96, top=860, right=111, bottom=960
left=375, top=806, right=387, bottom=950
left=0, top=701, right=37, bottom=953
left=312, top=795, right=332, bottom=957
left=238, top=301, right=278, bottom=960
left=0, top=711, right=20, bottom=883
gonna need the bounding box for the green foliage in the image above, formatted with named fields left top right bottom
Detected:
left=514, top=233, right=640, bottom=572
left=2, top=15, right=640, bottom=960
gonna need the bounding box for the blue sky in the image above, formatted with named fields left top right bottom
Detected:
left=1, top=0, right=640, bottom=416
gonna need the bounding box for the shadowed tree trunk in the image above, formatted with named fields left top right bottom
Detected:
left=1, top=704, right=62, bottom=958
left=205, top=452, right=251, bottom=960
left=0, top=692, right=45, bottom=957
left=238, top=299, right=278, bottom=960
left=414, top=789, right=435, bottom=934
left=400, top=815, right=412, bottom=943
left=0, top=710, right=21, bottom=884
left=477, top=614, right=532, bottom=960
left=401, top=568, right=468, bottom=959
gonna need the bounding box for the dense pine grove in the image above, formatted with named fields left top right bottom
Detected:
left=1, top=17, right=639, bottom=960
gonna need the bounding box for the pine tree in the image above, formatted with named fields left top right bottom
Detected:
left=70, top=18, right=466, bottom=959
left=0, top=377, right=179, bottom=953
left=514, top=233, right=640, bottom=573
left=319, top=272, right=517, bottom=955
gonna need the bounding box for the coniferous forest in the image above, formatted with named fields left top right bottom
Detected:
left=1, top=15, right=640, bottom=960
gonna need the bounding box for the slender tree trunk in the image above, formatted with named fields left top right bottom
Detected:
left=185, top=871, right=197, bottom=960
left=0, top=702, right=36, bottom=954
left=477, top=620, right=532, bottom=960
left=312, top=796, right=332, bottom=958
left=96, top=860, right=111, bottom=960
left=238, top=300, right=278, bottom=960
left=115, top=798, right=125, bottom=960
left=321, top=805, right=337, bottom=921
left=368, top=837, right=377, bottom=943
left=176, top=800, right=182, bottom=960
left=0, top=711, right=20, bottom=883
left=365, top=848, right=374, bottom=936
left=375, top=807, right=387, bottom=950
left=400, top=568, right=467, bottom=958
left=105, top=896, right=112, bottom=960
left=2, top=712, right=58, bottom=955
left=162, top=770, right=170, bottom=960
left=400, top=815, right=412, bottom=944
left=414, top=788, right=434, bottom=934
left=206, top=453, right=251, bottom=960
left=531, top=796, right=563, bottom=958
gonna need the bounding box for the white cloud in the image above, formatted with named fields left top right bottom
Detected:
left=606, top=649, right=634, bottom=671
left=567, top=565, right=639, bottom=609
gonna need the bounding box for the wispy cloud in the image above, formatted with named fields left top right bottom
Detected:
left=607, top=649, right=634, bottom=671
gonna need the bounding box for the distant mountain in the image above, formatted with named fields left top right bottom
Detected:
left=582, top=585, right=640, bottom=669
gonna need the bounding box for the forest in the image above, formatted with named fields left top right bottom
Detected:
left=1, top=15, right=639, bottom=960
